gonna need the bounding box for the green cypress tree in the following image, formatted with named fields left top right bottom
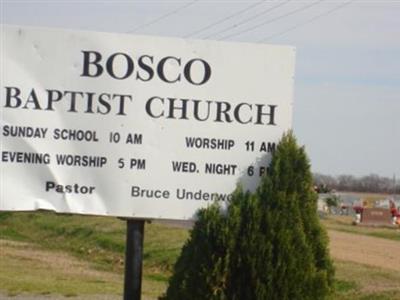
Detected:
left=225, top=190, right=271, bottom=300
left=161, top=204, right=230, bottom=300
left=162, top=132, right=334, bottom=299
left=256, top=132, right=334, bottom=299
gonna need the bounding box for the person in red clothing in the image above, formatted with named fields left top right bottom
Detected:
left=353, top=203, right=364, bottom=224
left=389, top=200, right=398, bottom=225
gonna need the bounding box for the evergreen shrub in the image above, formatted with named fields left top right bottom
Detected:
left=161, top=132, right=334, bottom=300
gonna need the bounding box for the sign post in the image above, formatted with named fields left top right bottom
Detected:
left=124, top=219, right=145, bottom=300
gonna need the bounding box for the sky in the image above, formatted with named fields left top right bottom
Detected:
left=1, top=0, right=399, bottom=178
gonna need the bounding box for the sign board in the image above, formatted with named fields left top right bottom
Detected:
left=0, top=25, right=295, bottom=220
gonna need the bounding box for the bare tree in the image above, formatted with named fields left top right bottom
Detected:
left=313, top=173, right=400, bottom=194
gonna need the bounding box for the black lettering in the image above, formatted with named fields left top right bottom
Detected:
left=193, top=100, right=211, bottom=121
left=84, top=92, right=95, bottom=114
left=46, top=181, right=55, bottom=191
left=22, top=89, right=41, bottom=110
left=234, top=103, right=252, bottom=124
left=184, top=59, right=211, bottom=85
left=255, top=104, right=277, bottom=125
left=137, top=55, right=154, bottom=82
left=157, top=56, right=181, bottom=83
left=2, top=125, right=10, bottom=136
left=97, top=93, right=111, bottom=115
left=45, top=89, right=63, bottom=111
left=167, top=98, right=188, bottom=119
left=106, top=53, right=134, bottom=80
left=112, top=94, right=133, bottom=116
left=4, top=87, right=22, bottom=108
left=64, top=91, right=84, bottom=113
left=81, top=51, right=103, bottom=77
left=146, top=96, right=164, bottom=118
left=215, top=101, right=232, bottom=123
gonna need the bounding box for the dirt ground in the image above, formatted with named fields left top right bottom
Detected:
left=328, top=230, right=400, bottom=271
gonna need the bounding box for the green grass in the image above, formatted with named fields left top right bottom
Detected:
left=322, top=215, right=400, bottom=242
left=0, top=212, right=188, bottom=275
left=1, top=211, right=399, bottom=299
left=329, top=260, right=400, bottom=300
left=0, top=211, right=188, bottom=298
left=0, top=249, right=121, bottom=297
left=334, top=279, right=359, bottom=293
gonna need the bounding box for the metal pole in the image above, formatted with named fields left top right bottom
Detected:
left=124, top=219, right=145, bottom=300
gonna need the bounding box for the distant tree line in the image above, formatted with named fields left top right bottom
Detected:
left=313, top=173, right=400, bottom=194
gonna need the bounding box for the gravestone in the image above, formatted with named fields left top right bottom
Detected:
left=361, top=208, right=392, bottom=226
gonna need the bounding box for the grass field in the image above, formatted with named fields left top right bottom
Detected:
left=332, top=260, right=400, bottom=300
left=0, top=212, right=187, bottom=298
left=0, top=211, right=399, bottom=299
left=323, top=215, right=400, bottom=242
